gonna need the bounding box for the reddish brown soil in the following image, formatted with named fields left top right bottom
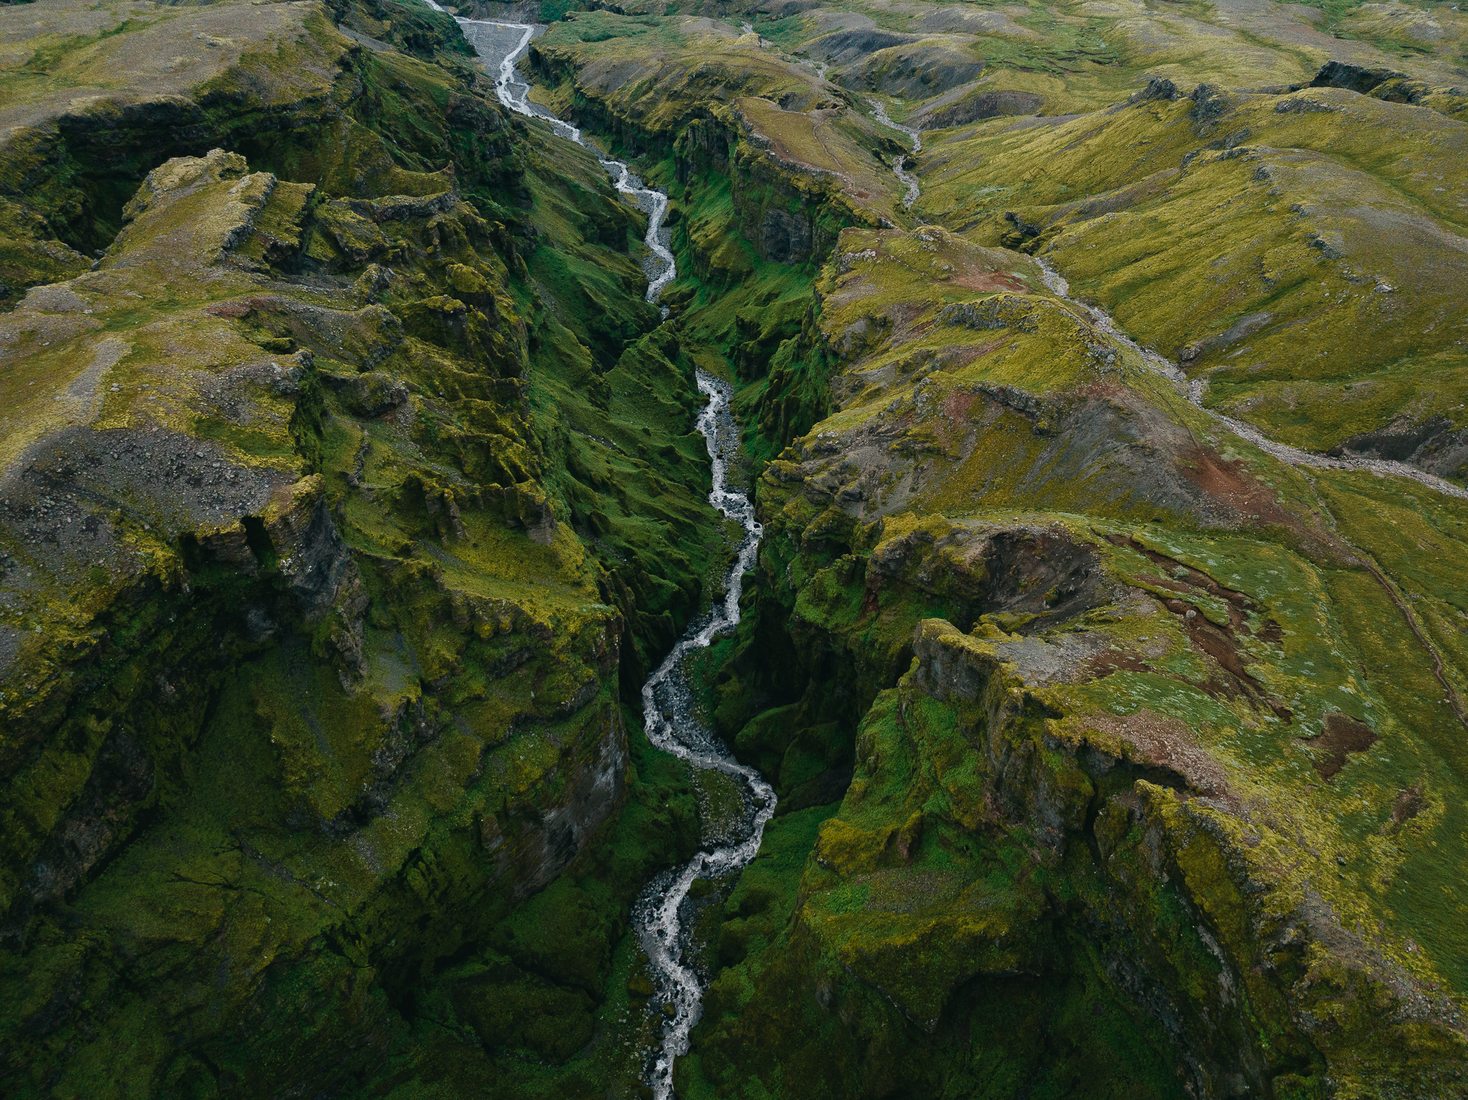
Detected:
left=1312, top=713, right=1378, bottom=779
left=1107, top=533, right=1294, bottom=720
left=1184, top=445, right=1293, bottom=523
left=1087, top=711, right=1235, bottom=803
left=942, top=389, right=981, bottom=423
left=1390, top=785, right=1425, bottom=827
left=1085, top=648, right=1149, bottom=677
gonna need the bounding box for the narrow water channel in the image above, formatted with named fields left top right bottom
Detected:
left=633, top=374, right=775, bottom=1100
left=1034, top=259, right=1468, bottom=501
left=440, top=9, right=780, bottom=1094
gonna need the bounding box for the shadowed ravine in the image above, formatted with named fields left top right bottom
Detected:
left=4, top=0, right=1468, bottom=1092
left=437, top=7, right=777, bottom=1093
left=633, top=375, right=775, bottom=1099
left=440, top=8, right=677, bottom=303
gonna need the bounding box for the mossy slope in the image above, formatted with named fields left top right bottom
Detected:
left=0, top=1, right=721, bottom=1094
left=681, top=225, right=1468, bottom=1099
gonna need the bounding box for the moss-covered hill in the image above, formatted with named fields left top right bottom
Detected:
left=920, top=79, right=1468, bottom=477
left=687, top=225, right=1468, bottom=1099
left=3, top=0, right=1467, bottom=1095
left=0, top=0, right=726, bottom=1094
left=513, top=2, right=1468, bottom=1097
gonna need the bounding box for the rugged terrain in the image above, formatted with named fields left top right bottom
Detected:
left=1, top=0, right=1465, bottom=1096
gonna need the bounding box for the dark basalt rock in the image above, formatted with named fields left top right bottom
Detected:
left=1334, top=415, right=1468, bottom=483
left=804, top=28, right=918, bottom=65
left=12, top=728, right=154, bottom=932
left=1132, top=76, right=1180, bottom=103
left=1307, top=60, right=1412, bottom=99
left=1290, top=60, right=1434, bottom=106
left=921, top=89, right=1045, bottom=128
left=844, top=42, right=983, bottom=100
left=334, top=369, right=410, bottom=417
left=1190, top=82, right=1229, bottom=126
left=761, top=206, right=814, bottom=263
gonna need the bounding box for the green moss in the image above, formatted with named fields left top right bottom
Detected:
left=923, top=88, right=1468, bottom=460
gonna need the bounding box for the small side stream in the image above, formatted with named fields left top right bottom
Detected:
left=868, top=97, right=922, bottom=209
left=445, top=9, right=676, bottom=302
left=1034, top=259, right=1468, bottom=501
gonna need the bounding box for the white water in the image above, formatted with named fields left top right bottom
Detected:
left=634, top=373, right=775, bottom=1100
left=1035, top=259, right=1468, bottom=501
left=868, top=98, right=922, bottom=209
left=435, top=2, right=677, bottom=303
left=438, top=7, right=777, bottom=1093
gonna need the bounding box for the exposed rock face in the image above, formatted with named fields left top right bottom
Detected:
left=919, top=88, right=1044, bottom=127
left=685, top=226, right=1468, bottom=1099
left=1133, top=76, right=1181, bottom=103
left=1334, top=415, right=1468, bottom=482
left=1308, top=59, right=1424, bottom=102
left=0, top=4, right=716, bottom=1093
left=841, top=40, right=983, bottom=100
left=493, top=709, right=629, bottom=899
left=804, top=28, right=918, bottom=64
left=760, top=206, right=814, bottom=263
left=667, top=111, right=867, bottom=271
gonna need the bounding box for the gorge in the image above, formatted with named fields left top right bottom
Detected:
left=1, top=0, right=1467, bottom=1097
left=443, top=19, right=780, bottom=1089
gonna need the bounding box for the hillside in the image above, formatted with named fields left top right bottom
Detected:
left=0, top=0, right=1465, bottom=1096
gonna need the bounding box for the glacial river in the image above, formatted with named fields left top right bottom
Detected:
left=437, top=7, right=778, bottom=1094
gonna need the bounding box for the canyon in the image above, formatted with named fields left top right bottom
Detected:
left=0, top=0, right=1466, bottom=1096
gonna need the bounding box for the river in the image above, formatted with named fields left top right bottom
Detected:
left=436, top=6, right=778, bottom=1094
left=633, top=374, right=775, bottom=1100
left=442, top=9, right=676, bottom=303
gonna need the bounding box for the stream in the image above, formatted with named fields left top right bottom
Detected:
left=429, top=16, right=1465, bottom=1100
left=868, top=98, right=922, bottom=210
left=634, top=376, right=775, bottom=1100
left=1035, top=260, right=1468, bottom=502
left=440, top=6, right=778, bottom=1094
left=441, top=7, right=677, bottom=302
left=738, top=18, right=919, bottom=211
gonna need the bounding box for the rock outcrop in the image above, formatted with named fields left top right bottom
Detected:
left=683, top=226, right=1468, bottom=1099
left=0, top=3, right=716, bottom=1094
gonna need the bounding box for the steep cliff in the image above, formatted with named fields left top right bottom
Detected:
left=485, top=14, right=1468, bottom=1093
left=5, top=0, right=1468, bottom=1094
left=684, top=227, right=1468, bottom=1099
left=0, top=0, right=717, bottom=1094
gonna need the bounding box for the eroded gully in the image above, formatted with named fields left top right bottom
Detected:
left=1032, top=261, right=1468, bottom=503
left=743, top=21, right=920, bottom=210
left=1034, top=259, right=1468, bottom=731
left=867, top=98, right=921, bottom=210
left=437, top=8, right=777, bottom=1096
